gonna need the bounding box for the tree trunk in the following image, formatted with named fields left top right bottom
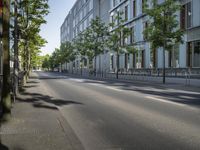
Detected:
left=1, top=0, right=11, bottom=120
left=14, top=0, right=19, bottom=95
left=116, top=52, right=119, bottom=79
left=80, top=57, right=83, bottom=76
left=163, top=47, right=166, bottom=84
left=94, top=56, right=97, bottom=76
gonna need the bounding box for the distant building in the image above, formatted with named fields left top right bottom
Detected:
left=60, top=0, right=111, bottom=73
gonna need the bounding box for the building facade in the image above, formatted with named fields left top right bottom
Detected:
left=60, top=0, right=200, bottom=74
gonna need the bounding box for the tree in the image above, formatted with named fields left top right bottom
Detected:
left=17, top=0, right=49, bottom=82
left=81, top=17, right=108, bottom=76
left=1, top=0, right=11, bottom=120
left=42, top=54, right=50, bottom=70
left=107, top=12, right=131, bottom=79
left=144, top=0, right=183, bottom=84
left=73, top=33, right=87, bottom=75
left=60, top=41, right=75, bottom=72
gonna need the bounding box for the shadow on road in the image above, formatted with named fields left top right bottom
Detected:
left=17, top=75, right=83, bottom=111
left=31, top=71, right=200, bottom=108
left=0, top=144, right=9, bottom=150
left=81, top=79, right=200, bottom=108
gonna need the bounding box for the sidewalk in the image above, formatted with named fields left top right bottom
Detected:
left=0, top=74, right=84, bottom=150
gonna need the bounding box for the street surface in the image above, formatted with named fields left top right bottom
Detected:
left=32, top=71, right=200, bottom=150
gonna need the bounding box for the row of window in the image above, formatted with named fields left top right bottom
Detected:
left=111, top=0, right=145, bottom=27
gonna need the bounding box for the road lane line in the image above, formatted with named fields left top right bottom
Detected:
left=145, top=96, right=185, bottom=106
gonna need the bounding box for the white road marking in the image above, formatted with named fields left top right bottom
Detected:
left=105, top=86, right=124, bottom=92
left=145, top=96, right=185, bottom=106
left=68, top=78, right=86, bottom=82
left=87, top=82, right=124, bottom=92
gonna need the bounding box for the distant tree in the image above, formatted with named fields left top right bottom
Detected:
left=143, top=0, right=183, bottom=83
left=42, top=54, right=50, bottom=70
left=60, top=41, right=75, bottom=72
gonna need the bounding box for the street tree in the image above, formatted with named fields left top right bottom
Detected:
left=42, top=54, right=50, bottom=70
left=60, top=41, right=75, bottom=72
left=17, top=0, right=49, bottom=82
left=1, top=0, right=11, bottom=120
left=107, top=12, right=131, bottom=79
left=73, top=33, right=87, bottom=75
left=82, top=17, right=108, bottom=75
left=143, top=0, right=183, bottom=83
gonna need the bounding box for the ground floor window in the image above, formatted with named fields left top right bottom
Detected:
left=141, top=50, right=145, bottom=68
left=168, top=45, right=179, bottom=68
left=193, top=41, right=200, bottom=67
left=124, top=53, right=130, bottom=70
left=132, top=53, right=136, bottom=68
left=187, top=41, right=200, bottom=67
left=150, top=48, right=157, bottom=68
left=110, top=55, right=114, bottom=69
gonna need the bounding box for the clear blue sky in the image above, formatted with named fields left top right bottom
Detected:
left=40, top=0, right=76, bottom=55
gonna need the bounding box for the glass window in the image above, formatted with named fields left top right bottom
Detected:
left=133, top=0, right=137, bottom=18
left=193, top=41, right=200, bottom=67
left=125, top=5, right=128, bottom=21
left=186, top=2, right=192, bottom=28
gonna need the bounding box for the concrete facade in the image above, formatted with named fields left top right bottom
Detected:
left=60, top=0, right=200, bottom=74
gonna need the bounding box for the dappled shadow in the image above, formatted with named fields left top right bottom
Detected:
left=17, top=92, right=83, bottom=111
left=32, top=71, right=200, bottom=108
left=27, top=80, right=39, bottom=84
left=23, top=85, right=38, bottom=88
left=0, top=144, right=9, bottom=150
left=81, top=80, right=200, bottom=107
left=71, top=75, right=200, bottom=108
left=17, top=73, right=83, bottom=111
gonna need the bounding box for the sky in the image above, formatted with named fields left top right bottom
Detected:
left=40, top=0, right=76, bottom=56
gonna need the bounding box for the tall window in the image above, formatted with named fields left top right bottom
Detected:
left=125, top=53, right=130, bottom=70
left=130, top=27, right=134, bottom=44
left=142, top=0, right=145, bottom=14
left=187, top=42, right=192, bottom=67
left=133, top=0, right=136, bottom=18
left=113, top=0, right=117, bottom=7
left=111, top=55, right=114, bottom=69
left=143, top=21, right=148, bottom=40
left=193, top=41, right=200, bottom=67
left=141, top=50, right=145, bottom=68
left=180, top=5, right=186, bottom=30
left=181, top=2, right=192, bottom=29
left=186, top=2, right=192, bottom=28
left=125, top=5, right=128, bottom=21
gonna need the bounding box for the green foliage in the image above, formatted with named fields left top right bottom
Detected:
left=107, top=11, right=131, bottom=54
left=46, top=41, right=76, bottom=70
left=41, top=54, right=50, bottom=70
left=16, top=0, right=49, bottom=72
left=143, top=0, right=183, bottom=50
left=82, top=17, right=108, bottom=62
left=106, top=11, right=131, bottom=78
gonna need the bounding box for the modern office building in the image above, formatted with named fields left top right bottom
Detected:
left=60, top=0, right=200, bottom=74
left=60, top=0, right=111, bottom=72
left=108, top=0, right=200, bottom=71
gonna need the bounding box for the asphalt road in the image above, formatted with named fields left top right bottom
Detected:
left=34, top=71, right=200, bottom=150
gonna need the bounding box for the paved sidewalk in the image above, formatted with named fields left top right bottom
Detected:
left=0, top=73, right=84, bottom=150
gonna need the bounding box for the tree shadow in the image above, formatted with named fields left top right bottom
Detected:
left=0, top=144, right=9, bottom=150
left=75, top=75, right=200, bottom=108
left=17, top=91, right=83, bottom=111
